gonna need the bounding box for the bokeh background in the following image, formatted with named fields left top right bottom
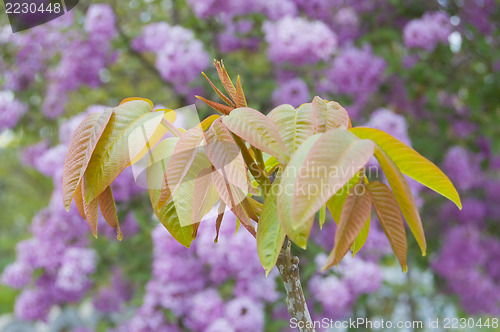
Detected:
left=1, top=0, right=500, bottom=331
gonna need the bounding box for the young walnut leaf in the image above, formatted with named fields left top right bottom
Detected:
left=62, top=110, right=113, bottom=211
left=83, top=100, right=164, bottom=203
left=326, top=171, right=362, bottom=224
left=211, top=169, right=256, bottom=236
left=322, top=183, right=372, bottom=270
left=290, top=128, right=374, bottom=228
left=375, top=147, right=426, bottom=255
left=326, top=173, right=370, bottom=255
left=235, top=76, right=247, bottom=108
left=172, top=152, right=215, bottom=227
left=73, top=182, right=85, bottom=219
left=147, top=137, right=197, bottom=247
left=214, top=59, right=237, bottom=102
left=204, top=118, right=249, bottom=195
left=201, top=72, right=235, bottom=107
left=195, top=96, right=233, bottom=115
left=222, top=107, right=289, bottom=164
left=98, top=186, right=122, bottom=241
left=277, top=135, right=321, bottom=249
left=311, top=96, right=350, bottom=133
left=128, top=109, right=177, bottom=166
left=268, top=103, right=315, bottom=155
left=350, top=127, right=461, bottom=209
left=81, top=180, right=99, bottom=238
left=368, top=181, right=408, bottom=272
left=257, top=175, right=286, bottom=275
left=350, top=212, right=370, bottom=257
left=192, top=168, right=219, bottom=226
left=158, top=126, right=206, bottom=209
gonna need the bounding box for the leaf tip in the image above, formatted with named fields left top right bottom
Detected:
left=116, top=227, right=123, bottom=241
left=421, top=250, right=427, bottom=257
left=402, top=265, right=408, bottom=273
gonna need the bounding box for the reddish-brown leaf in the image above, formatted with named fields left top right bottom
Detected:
left=235, top=75, right=247, bottom=108
left=73, top=183, right=85, bottom=219
left=195, top=96, right=233, bottom=115
left=374, top=147, right=426, bottom=255
left=368, top=181, right=408, bottom=272
left=62, top=110, right=113, bottom=210
left=81, top=181, right=99, bottom=238
left=98, top=186, right=122, bottom=241
left=202, top=72, right=235, bottom=107
left=215, top=59, right=237, bottom=102
left=214, top=202, right=226, bottom=243
left=323, top=183, right=372, bottom=270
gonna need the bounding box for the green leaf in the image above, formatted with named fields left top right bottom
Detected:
left=62, top=110, right=113, bottom=210
left=322, top=183, right=372, bottom=270
left=350, top=127, right=461, bottom=209
left=368, top=181, right=408, bottom=272
left=222, top=107, right=290, bottom=164
left=318, top=205, right=327, bottom=229
left=375, top=147, right=426, bottom=255
left=83, top=100, right=163, bottom=203
left=147, top=137, right=196, bottom=247
left=288, top=128, right=374, bottom=228
left=265, top=156, right=280, bottom=174
left=268, top=103, right=315, bottom=155
left=257, top=176, right=286, bottom=276
left=81, top=178, right=99, bottom=238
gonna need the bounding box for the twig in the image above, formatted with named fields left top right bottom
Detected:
left=276, top=238, right=315, bottom=332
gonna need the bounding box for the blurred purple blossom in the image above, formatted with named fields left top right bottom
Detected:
left=324, top=46, right=386, bottom=104
left=263, top=16, right=337, bottom=66
left=403, top=12, right=453, bottom=52
left=443, top=146, right=482, bottom=192
left=432, top=226, right=500, bottom=315
left=272, top=78, right=310, bottom=107
left=365, top=108, right=411, bottom=146
left=134, top=23, right=209, bottom=94
left=0, top=91, right=28, bottom=131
